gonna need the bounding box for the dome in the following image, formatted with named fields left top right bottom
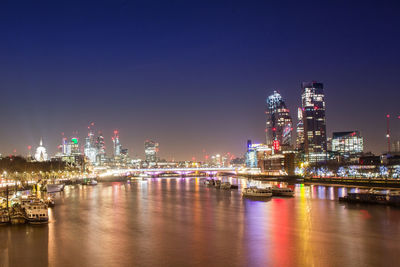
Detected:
left=35, top=138, right=48, bottom=162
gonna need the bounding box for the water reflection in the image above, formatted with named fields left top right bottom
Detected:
left=0, top=177, right=400, bottom=267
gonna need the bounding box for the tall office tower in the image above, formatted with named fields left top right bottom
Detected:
left=70, top=137, right=80, bottom=155
left=112, top=130, right=122, bottom=158
left=61, top=134, right=68, bottom=155
left=96, top=132, right=106, bottom=164
left=144, top=140, right=159, bottom=162
left=265, top=91, right=293, bottom=151
left=301, top=82, right=327, bottom=159
left=84, top=123, right=97, bottom=163
left=296, top=107, right=304, bottom=151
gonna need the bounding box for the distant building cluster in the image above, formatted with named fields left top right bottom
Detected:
left=245, top=81, right=400, bottom=178
left=11, top=81, right=399, bottom=179
left=246, top=81, right=368, bottom=175
left=25, top=122, right=140, bottom=170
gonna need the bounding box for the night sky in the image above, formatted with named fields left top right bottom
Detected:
left=0, top=0, right=399, bottom=160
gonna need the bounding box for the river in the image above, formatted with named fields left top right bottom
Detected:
left=1, top=177, right=400, bottom=267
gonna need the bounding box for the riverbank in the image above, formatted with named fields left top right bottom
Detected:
left=239, top=174, right=400, bottom=189
left=303, top=177, right=400, bottom=188
left=239, top=174, right=303, bottom=182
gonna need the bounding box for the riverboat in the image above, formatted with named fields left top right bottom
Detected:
left=242, top=187, right=272, bottom=197
left=24, top=201, right=49, bottom=224
left=10, top=206, right=26, bottom=224
left=220, top=182, right=232, bottom=189
left=44, top=196, right=55, bottom=207
left=82, top=179, right=98, bottom=186
left=46, top=183, right=65, bottom=193
left=20, top=195, right=41, bottom=210
left=339, top=189, right=400, bottom=206
left=272, top=187, right=295, bottom=197
left=0, top=209, right=10, bottom=224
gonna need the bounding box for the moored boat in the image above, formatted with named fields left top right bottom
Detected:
left=20, top=195, right=40, bottom=210
left=220, top=182, right=232, bottom=190
left=272, top=187, right=295, bottom=197
left=46, top=183, right=65, bottom=193
left=338, top=188, right=400, bottom=206
left=242, top=187, right=272, bottom=197
left=44, top=196, right=55, bottom=207
left=204, top=179, right=217, bottom=186
left=204, top=179, right=212, bottom=185
left=82, top=179, right=98, bottom=186
left=10, top=206, right=26, bottom=224
left=0, top=209, right=10, bottom=225
left=24, top=201, right=49, bottom=224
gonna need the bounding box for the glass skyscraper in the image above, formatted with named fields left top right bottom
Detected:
left=144, top=140, right=159, bottom=163
left=265, top=91, right=293, bottom=151
left=301, top=82, right=327, bottom=159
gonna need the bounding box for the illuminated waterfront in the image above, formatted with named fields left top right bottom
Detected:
left=1, top=178, right=400, bottom=266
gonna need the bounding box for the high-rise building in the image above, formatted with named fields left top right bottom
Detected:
left=144, top=140, right=158, bottom=163
left=266, top=91, right=293, bottom=151
left=84, top=123, right=97, bottom=163
left=61, top=134, right=69, bottom=155
left=112, top=130, right=122, bottom=158
left=332, top=131, right=364, bottom=156
left=296, top=107, right=304, bottom=151
left=301, top=82, right=327, bottom=160
left=96, top=132, right=106, bottom=164
left=70, top=137, right=80, bottom=155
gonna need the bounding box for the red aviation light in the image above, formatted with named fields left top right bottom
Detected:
left=273, top=140, right=280, bottom=151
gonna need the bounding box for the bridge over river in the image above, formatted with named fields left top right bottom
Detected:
left=99, top=167, right=238, bottom=177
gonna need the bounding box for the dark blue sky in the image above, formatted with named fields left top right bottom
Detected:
left=0, top=0, right=399, bottom=160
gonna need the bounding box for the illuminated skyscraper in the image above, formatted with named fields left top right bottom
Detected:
left=301, top=82, right=327, bottom=159
left=96, top=132, right=106, bottom=164
left=70, top=137, right=80, bottom=155
left=112, top=130, right=121, bottom=158
left=84, top=123, right=97, bottom=163
left=296, top=107, right=304, bottom=151
left=266, top=91, right=293, bottom=151
left=144, top=140, right=159, bottom=163
left=61, top=134, right=69, bottom=155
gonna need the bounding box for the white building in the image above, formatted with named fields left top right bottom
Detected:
left=35, top=138, right=48, bottom=162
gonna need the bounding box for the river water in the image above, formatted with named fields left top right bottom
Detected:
left=1, top=177, right=400, bottom=267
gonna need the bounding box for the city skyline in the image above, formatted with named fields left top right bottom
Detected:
left=0, top=1, right=399, bottom=159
